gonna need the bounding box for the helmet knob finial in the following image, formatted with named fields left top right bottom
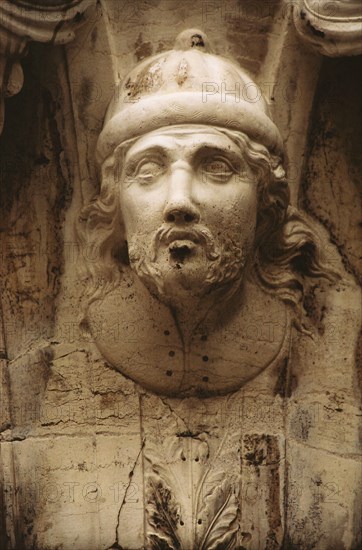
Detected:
left=174, top=28, right=212, bottom=52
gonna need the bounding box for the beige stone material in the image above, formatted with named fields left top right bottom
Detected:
left=0, top=1, right=361, bottom=549
left=293, top=0, right=362, bottom=56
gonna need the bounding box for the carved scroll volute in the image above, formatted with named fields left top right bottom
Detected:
left=0, top=0, right=96, bottom=133
left=293, top=0, right=362, bottom=56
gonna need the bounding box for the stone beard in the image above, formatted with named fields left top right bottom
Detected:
left=128, top=222, right=247, bottom=305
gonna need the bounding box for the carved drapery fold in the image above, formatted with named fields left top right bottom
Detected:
left=0, top=0, right=96, bottom=132
left=293, top=0, right=362, bottom=56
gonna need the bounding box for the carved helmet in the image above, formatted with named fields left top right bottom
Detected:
left=96, top=29, right=283, bottom=164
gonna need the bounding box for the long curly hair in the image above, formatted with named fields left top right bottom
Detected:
left=77, top=127, right=338, bottom=329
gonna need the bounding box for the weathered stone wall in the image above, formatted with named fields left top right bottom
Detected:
left=0, top=1, right=361, bottom=548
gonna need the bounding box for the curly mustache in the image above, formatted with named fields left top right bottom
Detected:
left=151, top=224, right=220, bottom=262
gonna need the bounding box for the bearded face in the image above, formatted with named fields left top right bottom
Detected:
left=119, top=125, right=258, bottom=304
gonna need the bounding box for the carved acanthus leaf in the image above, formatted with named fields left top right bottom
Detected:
left=199, top=481, right=239, bottom=550
left=144, top=428, right=241, bottom=549
left=146, top=475, right=181, bottom=550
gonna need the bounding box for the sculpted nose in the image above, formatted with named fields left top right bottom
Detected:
left=163, top=167, right=200, bottom=224
left=164, top=206, right=200, bottom=224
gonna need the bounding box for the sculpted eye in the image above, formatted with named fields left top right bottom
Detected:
left=201, top=157, right=235, bottom=183
left=135, top=160, right=165, bottom=183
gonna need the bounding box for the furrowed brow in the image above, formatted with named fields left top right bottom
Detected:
left=192, top=144, right=243, bottom=165
left=125, top=144, right=171, bottom=164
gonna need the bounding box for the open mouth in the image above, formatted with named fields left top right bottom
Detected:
left=169, top=239, right=196, bottom=264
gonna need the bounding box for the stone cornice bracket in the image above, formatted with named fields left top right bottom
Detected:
left=0, top=0, right=96, bottom=133
left=292, top=0, right=362, bottom=56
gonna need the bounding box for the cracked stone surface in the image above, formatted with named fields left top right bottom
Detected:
left=0, top=1, right=361, bottom=549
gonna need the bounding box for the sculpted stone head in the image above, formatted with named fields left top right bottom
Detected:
left=78, top=29, right=335, bottom=396
left=117, top=125, right=259, bottom=310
